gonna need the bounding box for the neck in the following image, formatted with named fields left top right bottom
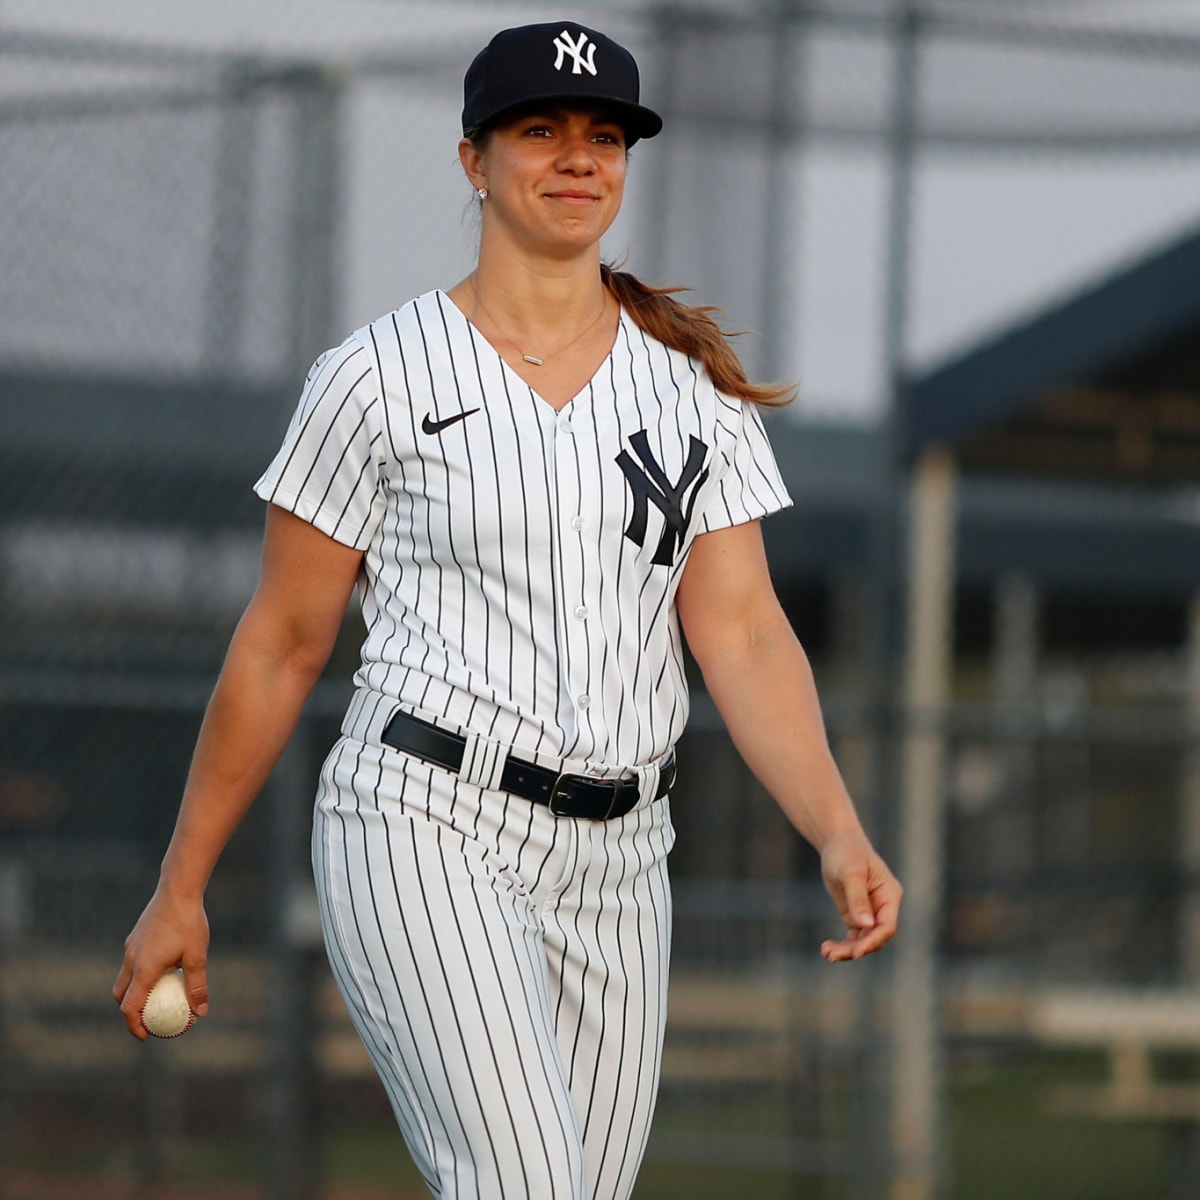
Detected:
left=469, top=244, right=608, bottom=340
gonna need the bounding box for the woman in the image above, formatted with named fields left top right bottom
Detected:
left=114, top=21, right=900, bottom=1200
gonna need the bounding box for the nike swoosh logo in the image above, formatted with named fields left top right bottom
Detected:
left=422, top=408, right=479, bottom=435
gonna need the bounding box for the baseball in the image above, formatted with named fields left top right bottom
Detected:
left=141, top=970, right=196, bottom=1039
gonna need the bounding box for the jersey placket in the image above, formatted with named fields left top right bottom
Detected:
left=547, top=402, right=598, bottom=760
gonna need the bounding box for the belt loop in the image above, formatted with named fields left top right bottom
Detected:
left=640, top=750, right=677, bottom=805
left=342, top=688, right=395, bottom=746
left=458, top=731, right=509, bottom=792
left=635, top=760, right=660, bottom=808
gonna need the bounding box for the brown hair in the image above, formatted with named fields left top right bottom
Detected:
left=601, top=264, right=795, bottom=407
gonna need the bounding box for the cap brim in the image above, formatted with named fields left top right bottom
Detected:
left=466, top=94, right=663, bottom=145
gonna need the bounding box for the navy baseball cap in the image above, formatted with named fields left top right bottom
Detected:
left=462, top=22, right=663, bottom=146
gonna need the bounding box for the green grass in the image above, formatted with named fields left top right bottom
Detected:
left=328, top=1131, right=809, bottom=1199
left=949, top=1056, right=1168, bottom=1200
left=323, top=1130, right=424, bottom=1185
left=635, top=1162, right=806, bottom=1198
left=320, top=1058, right=1174, bottom=1200
left=4, top=1056, right=1180, bottom=1199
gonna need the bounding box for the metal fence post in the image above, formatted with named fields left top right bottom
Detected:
left=285, top=64, right=345, bottom=381
left=267, top=725, right=322, bottom=1200
left=760, top=3, right=806, bottom=386
left=890, top=447, right=956, bottom=1200
left=867, top=3, right=924, bottom=1194
left=1182, top=595, right=1200, bottom=983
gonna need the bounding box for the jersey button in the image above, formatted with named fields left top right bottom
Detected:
left=573, top=605, right=588, bottom=621
left=570, top=515, right=585, bottom=531
left=577, top=694, right=591, bottom=708
left=558, top=416, right=574, bottom=434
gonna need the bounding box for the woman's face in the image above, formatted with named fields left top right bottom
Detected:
left=463, top=106, right=628, bottom=258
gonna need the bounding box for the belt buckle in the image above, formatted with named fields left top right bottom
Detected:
left=548, top=771, right=618, bottom=820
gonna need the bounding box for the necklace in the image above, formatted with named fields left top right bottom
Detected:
left=469, top=276, right=608, bottom=366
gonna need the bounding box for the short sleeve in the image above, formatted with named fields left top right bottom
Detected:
left=254, top=335, right=386, bottom=550
left=698, top=398, right=793, bottom=534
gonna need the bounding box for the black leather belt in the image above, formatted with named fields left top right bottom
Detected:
left=381, top=710, right=675, bottom=820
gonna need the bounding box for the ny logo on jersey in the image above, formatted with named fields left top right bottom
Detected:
left=553, top=29, right=598, bottom=76
left=616, top=431, right=710, bottom=566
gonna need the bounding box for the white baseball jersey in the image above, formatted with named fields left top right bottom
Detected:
left=255, top=288, right=792, bottom=773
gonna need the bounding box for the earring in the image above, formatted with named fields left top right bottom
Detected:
left=477, top=187, right=488, bottom=200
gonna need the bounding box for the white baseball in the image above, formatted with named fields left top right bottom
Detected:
left=141, top=969, right=196, bottom=1039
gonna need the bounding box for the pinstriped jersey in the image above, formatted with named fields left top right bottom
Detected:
left=255, top=289, right=791, bottom=769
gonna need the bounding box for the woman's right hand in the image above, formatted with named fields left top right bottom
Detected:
left=113, top=886, right=210, bottom=1040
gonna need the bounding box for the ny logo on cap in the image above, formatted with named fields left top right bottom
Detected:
left=553, top=29, right=598, bottom=76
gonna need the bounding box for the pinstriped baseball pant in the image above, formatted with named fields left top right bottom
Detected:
left=312, top=734, right=675, bottom=1200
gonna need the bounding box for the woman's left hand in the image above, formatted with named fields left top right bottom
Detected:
left=818, top=829, right=902, bottom=962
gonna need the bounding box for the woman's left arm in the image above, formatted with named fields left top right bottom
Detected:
left=676, top=519, right=902, bottom=961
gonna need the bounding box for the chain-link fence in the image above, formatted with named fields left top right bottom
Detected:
left=4, top=2, right=1200, bottom=1198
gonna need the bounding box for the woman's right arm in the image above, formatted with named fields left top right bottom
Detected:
left=113, top=504, right=364, bottom=1038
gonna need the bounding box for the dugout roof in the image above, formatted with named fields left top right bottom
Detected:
left=906, top=220, right=1200, bottom=484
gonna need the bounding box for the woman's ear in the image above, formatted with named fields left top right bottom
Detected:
left=458, top=138, right=486, bottom=192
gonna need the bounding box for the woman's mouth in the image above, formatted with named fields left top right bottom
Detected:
left=546, top=190, right=598, bottom=205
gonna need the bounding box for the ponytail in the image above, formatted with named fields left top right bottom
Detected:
left=601, top=264, right=795, bottom=408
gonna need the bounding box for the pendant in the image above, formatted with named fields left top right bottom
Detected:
left=523, top=354, right=544, bottom=366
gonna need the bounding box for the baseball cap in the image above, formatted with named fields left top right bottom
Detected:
left=462, top=21, right=663, bottom=146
